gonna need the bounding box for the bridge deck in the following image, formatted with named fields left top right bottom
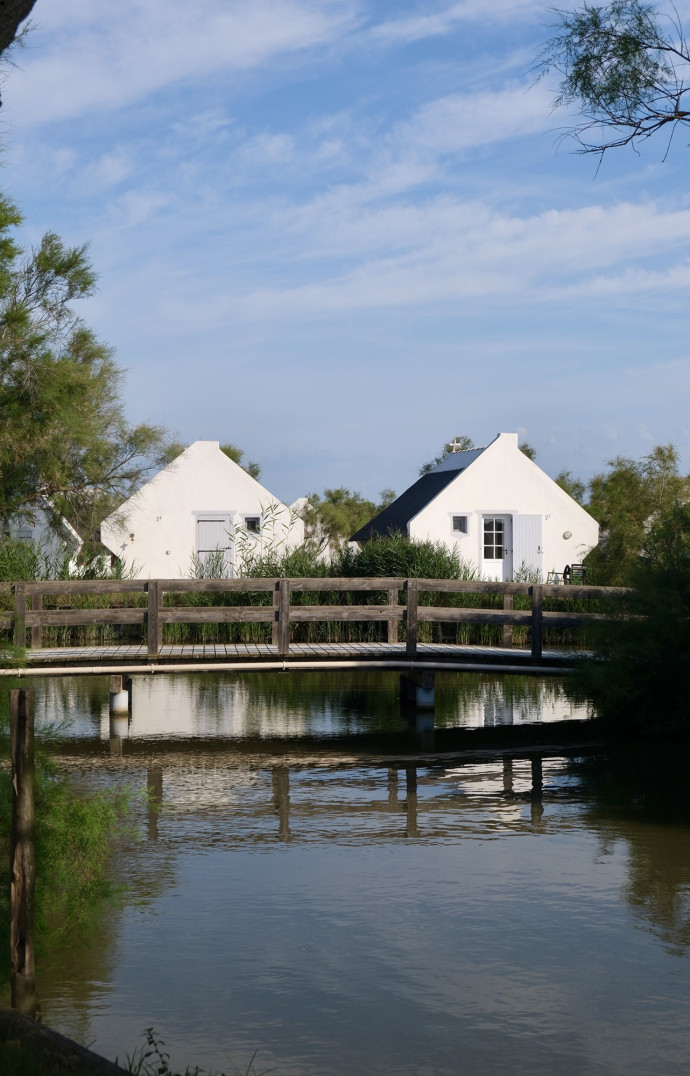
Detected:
left=6, top=641, right=583, bottom=674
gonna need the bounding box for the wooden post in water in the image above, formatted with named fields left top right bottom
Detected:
left=405, top=765, right=419, bottom=839
left=405, top=580, right=418, bottom=657
left=530, top=585, right=543, bottom=663
left=13, top=584, right=26, bottom=649
left=146, top=580, right=161, bottom=660
left=272, top=765, right=291, bottom=841
left=10, top=688, right=36, bottom=1016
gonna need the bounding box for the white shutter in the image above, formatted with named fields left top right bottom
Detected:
left=196, top=517, right=231, bottom=552
left=512, top=515, right=542, bottom=578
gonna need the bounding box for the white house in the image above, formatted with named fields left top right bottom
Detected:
left=351, top=432, right=598, bottom=581
left=100, top=440, right=304, bottom=579
left=5, top=502, right=83, bottom=567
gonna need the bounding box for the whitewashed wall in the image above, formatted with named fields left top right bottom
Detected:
left=409, top=433, right=598, bottom=579
left=100, top=441, right=304, bottom=578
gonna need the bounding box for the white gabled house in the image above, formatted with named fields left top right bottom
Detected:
left=100, top=440, right=304, bottom=579
left=5, top=502, right=83, bottom=568
left=351, top=432, right=599, bottom=581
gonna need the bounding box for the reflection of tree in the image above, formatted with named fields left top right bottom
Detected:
left=623, top=827, right=690, bottom=956
left=574, top=752, right=690, bottom=956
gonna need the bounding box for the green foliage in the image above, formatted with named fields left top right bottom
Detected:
left=219, top=443, right=261, bottom=481
left=335, top=533, right=476, bottom=579
left=304, top=487, right=395, bottom=552
left=537, top=1, right=690, bottom=156
left=124, top=1028, right=261, bottom=1076
left=419, top=434, right=475, bottom=475
left=570, top=500, right=690, bottom=732
left=586, top=444, right=690, bottom=584
left=555, top=469, right=587, bottom=504
left=0, top=694, right=134, bottom=997
left=519, top=441, right=536, bottom=461
left=0, top=194, right=169, bottom=535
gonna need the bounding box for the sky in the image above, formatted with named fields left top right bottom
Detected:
left=4, top=0, right=690, bottom=504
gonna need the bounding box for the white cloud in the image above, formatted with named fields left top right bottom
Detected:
left=369, top=0, right=541, bottom=46
left=11, top=0, right=359, bottom=126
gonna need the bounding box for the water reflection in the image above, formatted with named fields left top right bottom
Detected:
left=22, top=674, right=690, bottom=1076
left=32, top=669, right=590, bottom=742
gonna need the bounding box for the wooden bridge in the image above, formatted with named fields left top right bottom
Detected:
left=0, top=577, right=624, bottom=677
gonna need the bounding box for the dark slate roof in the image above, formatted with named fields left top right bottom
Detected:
left=351, top=470, right=460, bottom=542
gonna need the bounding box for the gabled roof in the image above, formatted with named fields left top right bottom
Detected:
left=351, top=445, right=488, bottom=542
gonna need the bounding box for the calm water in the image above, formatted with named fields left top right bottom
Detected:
left=28, top=672, right=690, bottom=1074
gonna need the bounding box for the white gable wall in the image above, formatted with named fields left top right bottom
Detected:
left=100, top=441, right=304, bottom=578
left=408, top=433, right=598, bottom=579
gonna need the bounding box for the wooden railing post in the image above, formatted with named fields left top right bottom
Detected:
left=502, top=591, right=513, bottom=648
left=10, top=687, right=36, bottom=1016
left=405, top=580, right=418, bottom=657
left=13, top=584, right=26, bottom=649
left=530, top=584, right=543, bottom=662
left=272, top=581, right=280, bottom=646
left=277, top=579, right=290, bottom=656
left=147, top=580, right=161, bottom=659
left=31, top=592, right=42, bottom=650
left=387, top=586, right=399, bottom=644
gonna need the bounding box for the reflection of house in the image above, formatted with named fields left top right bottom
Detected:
left=100, top=441, right=304, bottom=578
left=5, top=502, right=82, bottom=567
left=352, top=432, right=599, bottom=580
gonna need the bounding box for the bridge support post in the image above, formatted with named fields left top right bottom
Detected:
left=400, top=669, right=435, bottom=710
left=13, top=584, right=26, bottom=649
left=277, top=579, right=290, bottom=657
left=147, top=581, right=161, bottom=660
left=109, top=674, right=131, bottom=714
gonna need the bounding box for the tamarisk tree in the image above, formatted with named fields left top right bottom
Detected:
left=0, top=194, right=168, bottom=538
left=537, top=1, right=690, bottom=158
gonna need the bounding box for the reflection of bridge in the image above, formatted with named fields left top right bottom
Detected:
left=3, top=576, right=624, bottom=676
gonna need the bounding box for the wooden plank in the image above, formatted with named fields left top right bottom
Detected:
left=417, top=608, right=533, bottom=625
left=414, top=579, right=532, bottom=595
left=542, top=611, right=613, bottom=628
left=290, top=605, right=404, bottom=622
left=288, top=577, right=406, bottom=592
left=31, top=592, right=42, bottom=650
left=13, top=583, right=26, bottom=648
left=158, top=578, right=277, bottom=593
left=540, top=584, right=630, bottom=599
left=25, top=609, right=146, bottom=627
left=160, top=607, right=276, bottom=624
left=405, top=580, right=418, bottom=657
left=22, top=580, right=146, bottom=595
left=10, top=688, right=36, bottom=1016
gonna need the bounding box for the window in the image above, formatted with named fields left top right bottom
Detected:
left=483, top=517, right=504, bottom=560
left=452, top=516, right=468, bottom=534
left=244, top=516, right=261, bottom=534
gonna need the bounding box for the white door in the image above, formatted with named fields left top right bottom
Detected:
left=196, top=516, right=233, bottom=576
left=482, top=516, right=512, bottom=580
left=512, top=514, right=543, bottom=580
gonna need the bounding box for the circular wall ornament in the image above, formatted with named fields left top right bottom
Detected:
left=563, top=530, right=572, bottom=540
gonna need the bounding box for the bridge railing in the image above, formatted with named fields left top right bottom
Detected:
left=8, top=577, right=629, bottom=662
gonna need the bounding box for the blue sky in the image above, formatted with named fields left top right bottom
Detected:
left=4, top=0, right=690, bottom=503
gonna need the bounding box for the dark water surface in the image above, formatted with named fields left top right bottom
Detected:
left=30, top=672, right=690, bottom=1075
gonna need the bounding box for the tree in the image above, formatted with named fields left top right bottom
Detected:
left=0, top=0, right=35, bottom=57
left=555, top=469, right=587, bottom=504
left=537, top=1, right=690, bottom=159
left=304, top=487, right=396, bottom=554
left=0, top=194, right=169, bottom=538
left=420, top=435, right=475, bottom=475
left=583, top=444, right=690, bottom=583
left=220, top=443, right=261, bottom=481
left=519, top=441, right=537, bottom=460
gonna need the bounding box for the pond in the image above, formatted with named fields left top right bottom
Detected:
left=25, top=672, right=690, bottom=1074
